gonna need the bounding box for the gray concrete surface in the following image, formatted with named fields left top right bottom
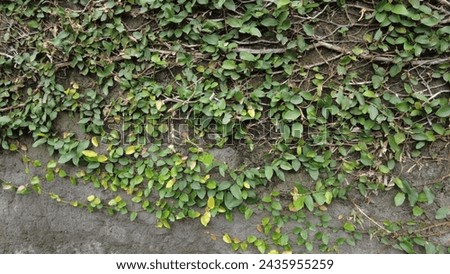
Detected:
left=0, top=137, right=448, bottom=253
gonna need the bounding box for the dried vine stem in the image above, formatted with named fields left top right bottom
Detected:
left=412, top=221, right=450, bottom=234
left=437, top=0, right=450, bottom=7
left=0, top=52, right=13, bottom=59
left=0, top=103, right=26, bottom=112
left=351, top=200, right=392, bottom=234
left=234, top=47, right=287, bottom=54
left=314, top=41, right=450, bottom=66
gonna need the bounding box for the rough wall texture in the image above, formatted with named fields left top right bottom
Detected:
left=2, top=135, right=448, bottom=253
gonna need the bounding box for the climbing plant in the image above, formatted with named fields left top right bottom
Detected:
left=0, top=0, right=449, bottom=253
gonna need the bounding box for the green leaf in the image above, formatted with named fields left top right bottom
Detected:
left=399, top=241, right=415, bottom=254
left=226, top=18, right=242, bottom=28
left=308, top=169, right=319, bottom=180
left=312, top=192, right=326, bottom=206
left=199, top=153, right=214, bottom=167
left=352, top=47, right=364, bottom=55
left=30, top=176, right=40, bottom=185
left=324, top=191, right=333, bottom=204
left=372, top=75, right=383, bottom=89
left=303, top=24, right=314, bottom=36
left=130, top=212, right=138, bottom=221
left=432, top=124, right=445, bottom=135
left=421, top=16, right=440, bottom=27
left=47, top=161, right=57, bottom=169
left=97, top=63, right=115, bottom=78
left=261, top=18, right=278, bottom=27
left=367, top=105, right=379, bottom=120
left=425, top=243, right=436, bottom=254
left=82, top=150, right=98, bottom=158
left=391, top=4, right=409, bottom=16
left=412, top=206, right=423, bottom=216
left=277, top=0, right=291, bottom=9
left=202, top=34, right=219, bottom=45
left=343, top=222, right=355, bottom=232
left=0, top=116, right=12, bottom=125
left=222, top=113, right=232, bottom=124
left=244, top=207, right=253, bottom=220
left=435, top=207, right=449, bottom=220
left=230, top=184, right=242, bottom=199
left=271, top=201, right=282, bottom=211
left=436, top=105, right=450, bottom=118
left=291, top=123, right=303, bottom=138
left=394, top=132, right=406, bottom=144
left=249, top=27, right=262, bottom=37
left=423, top=186, right=435, bottom=205
left=224, top=193, right=242, bottom=209
left=224, top=0, right=236, bottom=11
left=27, top=20, right=39, bottom=29
left=394, top=192, right=405, bottom=206
left=283, top=109, right=301, bottom=121
left=240, top=51, right=257, bottom=61
left=408, top=0, right=420, bottom=8
left=58, top=153, right=74, bottom=164
left=222, top=60, right=237, bottom=70
left=215, top=0, right=226, bottom=8
left=264, top=166, right=273, bottom=181
left=304, top=195, right=314, bottom=211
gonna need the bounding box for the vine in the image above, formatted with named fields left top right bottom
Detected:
left=0, top=0, right=449, bottom=253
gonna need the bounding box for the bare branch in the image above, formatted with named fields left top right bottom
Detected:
left=351, top=200, right=392, bottom=234
left=314, top=41, right=450, bottom=66
left=437, top=0, right=450, bottom=7
left=0, top=52, right=13, bottom=59
left=0, top=103, right=26, bottom=112
left=234, top=47, right=286, bottom=54
left=302, top=53, right=343, bottom=70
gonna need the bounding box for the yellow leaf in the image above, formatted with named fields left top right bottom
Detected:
left=243, top=182, right=251, bottom=189
left=196, top=65, right=205, bottom=72
left=222, top=233, right=232, bottom=244
left=101, top=179, right=108, bottom=189
left=16, top=185, right=26, bottom=193
left=82, top=150, right=98, bottom=158
left=288, top=203, right=298, bottom=212
left=268, top=250, right=279, bottom=254
left=200, top=211, right=211, bottom=226
left=247, top=106, right=255, bottom=118
left=166, top=178, right=176, bottom=188
left=188, top=160, right=196, bottom=170
left=91, top=136, right=99, bottom=147
left=256, top=224, right=263, bottom=233
left=97, top=155, right=108, bottom=163
left=155, top=100, right=163, bottom=111
left=87, top=195, right=95, bottom=202
left=125, top=146, right=136, bottom=155
left=207, top=196, right=215, bottom=209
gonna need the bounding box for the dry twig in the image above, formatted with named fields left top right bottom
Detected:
left=0, top=103, right=26, bottom=112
